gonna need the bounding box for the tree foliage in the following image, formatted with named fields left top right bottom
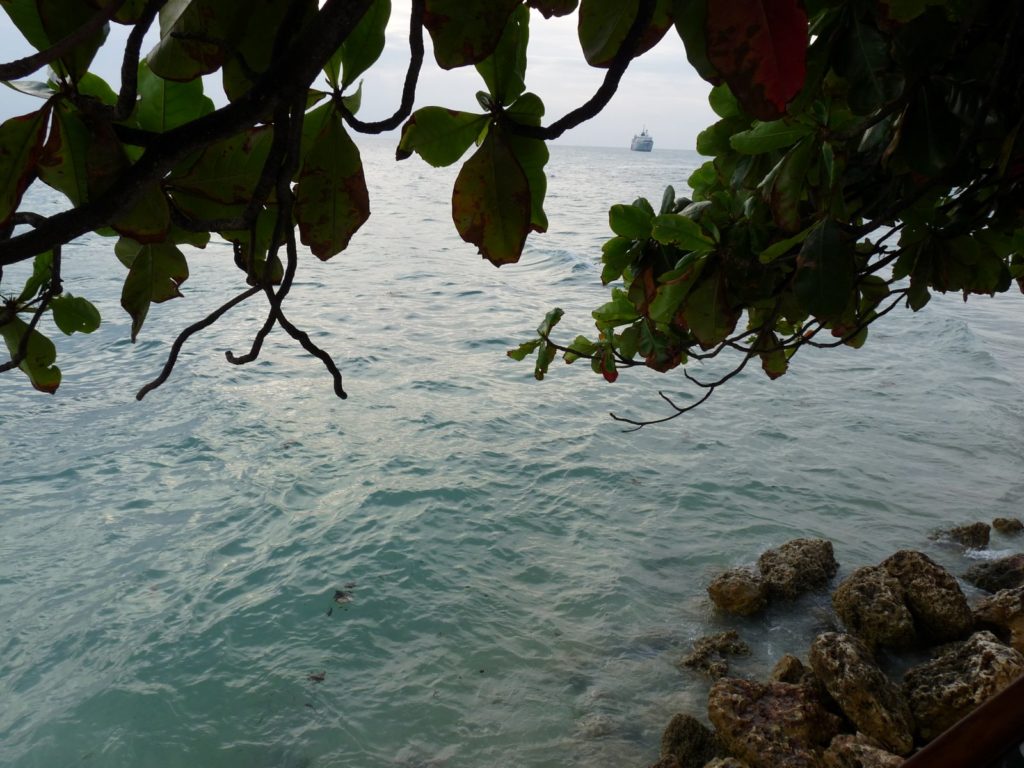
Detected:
left=0, top=0, right=1021, bottom=424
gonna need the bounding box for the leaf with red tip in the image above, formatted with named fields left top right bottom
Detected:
left=705, top=0, right=807, bottom=120
left=422, top=0, right=521, bottom=69
left=0, top=107, right=50, bottom=228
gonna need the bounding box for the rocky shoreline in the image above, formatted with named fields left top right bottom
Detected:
left=652, top=519, right=1024, bottom=768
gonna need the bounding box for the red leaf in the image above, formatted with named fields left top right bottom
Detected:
left=705, top=0, right=807, bottom=120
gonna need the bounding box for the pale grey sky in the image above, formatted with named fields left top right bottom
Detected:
left=0, top=4, right=714, bottom=149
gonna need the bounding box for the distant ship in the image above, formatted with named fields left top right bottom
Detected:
left=630, top=127, right=653, bottom=152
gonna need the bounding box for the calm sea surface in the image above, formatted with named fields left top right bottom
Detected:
left=2, top=141, right=1023, bottom=768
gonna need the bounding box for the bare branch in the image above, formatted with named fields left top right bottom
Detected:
left=135, top=285, right=261, bottom=399
left=341, top=0, right=425, bottom=134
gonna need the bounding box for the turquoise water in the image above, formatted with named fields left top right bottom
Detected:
left=2, top=142, right=1023, bottom=768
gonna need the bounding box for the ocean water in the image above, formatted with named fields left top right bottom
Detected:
left=1, top=141, right=1023, bottom=768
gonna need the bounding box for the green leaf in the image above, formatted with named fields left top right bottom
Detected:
left=328, top=0, right=390, bottom=89
left=578, top=0, right=672, bottom=68
left=505, top=97, right=548, bottom=233
left=608, top=203, right=653, bottom=240
left=563, top=334, right=596, bottom=363
left=342, top=81, right=363, bottom=116
left=534, top=307, right=563, bottom=380
left=600, top=236, right=635, bottom=285
left=730, top=120, right=814, bottom=155
left=17, top=251, right=54, bottom=303
left=507, top=338, right=541, bottom=361
left=592, top=287, right=639, bottom=327
left=0, top=106, right=50, bottom=227
left=222, top=1, right=316, bottom=101
left=396, top=107, right=489, bottom=167
left=422, top=0, right=522, bottom=69
left=755, top=331, right=787, bottom=379
left=117, top=239, right=189, bottom=341
left=34, top=0, right=109, bottom=82
left=1, top=79, right=56, bottom=99
left=452, top=126, right=532, bottom=265
left=50, top=295, right=101, bottom=335
left=167, top=127, right=273, bottom=204
left=708, top=84, right=741, bottom=119
left=681, top=268, right=738, bottom=349
left=672, top=0, right=720, bottom=84
left=763, top=136, right=815, bottom=232
left=0, top=315, right=60, bottom=392
left=476, top=4, right=529, bottom=106
left=135, top=60, right=214, bottom=132
left=651, top=214, right=715, bottom=251
left=37, top=103, right=90, bottom=205
left=147, top=0, right=242, bottom=81
left=294, top=111, right=370, bottom=260
left=794, top=219, right=855, bottom=321
left=758, top=224, right=813, bottom=263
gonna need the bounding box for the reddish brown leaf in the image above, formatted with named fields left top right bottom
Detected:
left=705, top=0, right=807, bottom=120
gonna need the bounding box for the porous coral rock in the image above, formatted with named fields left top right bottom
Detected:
left=821, top=734, right=904, bottom=768
left=832, top=565, right=916, bottom=649
left=680, top=630, right=750, bottom=680
left=808, top=632, right=914, bottom=755
left=993, top=517, right=1024, bottom=534
left=707, top=567, right=768, bottom=616
left=902, top=630, right=1024, bottom=742
left=658, top=713, right=721, bottom=768
left=963, top=553, right=1024, bottom=593
left=881, top=550, right=973, bottom=643
left=757, top=539, right=839, bottom=600
left=974, top=585, right=1024, bottom=652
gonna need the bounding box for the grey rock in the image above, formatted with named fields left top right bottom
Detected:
left=963, top=553, right=1024, bottom=593
left=808, top=632, right=914, bottom=755
left=903, top=630, right=1024, bottom=742
left=942, top=522, right=991, bottom=549
left=881, top=550, right=973, bottom=643
left=758, top=539, right=839, bottom=600
left=832, top=565, right=916, bottom=650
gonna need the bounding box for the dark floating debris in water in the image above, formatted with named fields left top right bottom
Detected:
left=307, top=671, right=325, bottom=683
left=334, top=589, right=353, bottom=605
left=326, top=606, right=333, bottom=617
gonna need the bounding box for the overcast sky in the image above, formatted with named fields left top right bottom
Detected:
left=0, top=3, right=715, bottom=150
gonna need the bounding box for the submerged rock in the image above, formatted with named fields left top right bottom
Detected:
left=973, top=585, right=1024, bottom=653
left=939, top=522, right=991, bottom=549
left=702, top=759, right=750, bottom=768
left=821, top=734, right=904, bottom=768
left=758, top=539, right=839, bottom=600
left=881, top=550, right=973, bottom=643
left=808, top=633, right=914, bottom=755
left=708, top=568, right=768, bottom=616
left=658, top=713, right=721, bottom=768
left=902, top=630, right=1024, bottom=742
left=680, top=630, right=750, bottom=680
left=832, top=565, right=916, bottom=650
left=707, top=678, right=841, bottom=768
left=963, top=553, right=1024, bottom=593
left=993, top=517, right=1024, bottom=535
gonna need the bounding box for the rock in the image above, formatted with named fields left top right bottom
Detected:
left=648, top=757, right=681, bottom=768
left=702, top=760, right=750, bottom=768
left=903, top=630, right=1024, bottom=742
left=770, top=654, right=810, bottom=684
left=881, top=550, right=973, bottom=643
left=680, top=631, right=750, bottom=680
left=963, top=553, right=1024, bottom=593
left=808, top=633, right=914, bottom=755
left=973, top=585, right=1024, bottom=653
left=707, top=678, right=841, bottom=768
left=659, top=713, right=721, bottom=768
left=940, top=522, right=991, bottom=549
left=821, top=734, right=904, bottom=768
left=708, top=568, right=768, bottom=616
left=832, top=565, right=916, bottom=650
left=757, top=539, right=839, bottom=600
left=993, top=517, right=1024, bottom=535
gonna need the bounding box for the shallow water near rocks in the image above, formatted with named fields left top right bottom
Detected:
left=1, top=141, right=1023, bottom=768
